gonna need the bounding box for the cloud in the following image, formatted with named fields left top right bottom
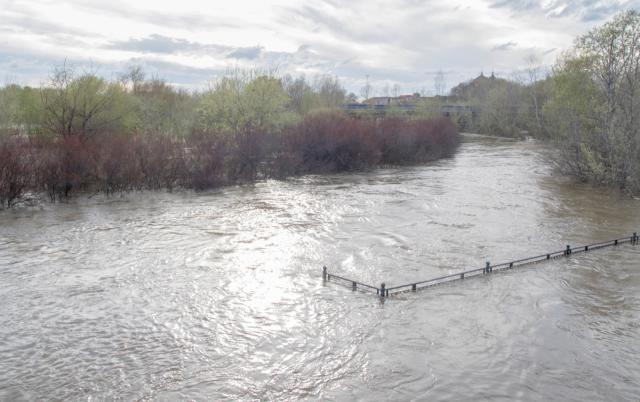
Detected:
left=227, top=46, right=264, bottom=60
left=487, top=0, right=638, bottom=21
left=107, top=35, right=267, bottom=62
left=492, top=41, right=518, bottom=51
left=490, top=0, right=539, bottom=12
left=106, top=34, right=226, bottom=55
left=0, top=5, right=100, bottom=48
left=71, top=0, right=242, bottom=31
left=105, top=35, right=327, bottom=74
left=284, top=4, right=390, bottom=44
left=1, top=0, right=635, bottom=94
left=0, top=49, right=78, bottom=86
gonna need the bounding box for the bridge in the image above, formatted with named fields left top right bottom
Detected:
left=343, top=103, right=478, bottom=118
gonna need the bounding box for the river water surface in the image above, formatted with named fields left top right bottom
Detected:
left=1, top=135, right=639, bottom=401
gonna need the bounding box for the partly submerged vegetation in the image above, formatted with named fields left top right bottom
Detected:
left=0, top=68, right=460, bottom=208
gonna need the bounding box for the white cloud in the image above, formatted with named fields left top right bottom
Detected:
left=0, top=0, right=635, bottom=93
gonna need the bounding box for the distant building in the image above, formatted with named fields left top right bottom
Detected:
left=449, top=72, right=503, bottom=101
left=363, top=94, right=421, bottom=106
left=363, top=97, right=391, bottom=106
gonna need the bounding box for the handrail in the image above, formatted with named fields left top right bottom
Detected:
left=323, top=233, right=638, bottom=298
left=322, top=267, right=380, bottom=293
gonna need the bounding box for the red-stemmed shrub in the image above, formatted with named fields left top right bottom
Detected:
left=377, top=116, right=460, bottom=165
left=134, top=135, right=186, bottom=191
left=183, top=133, right=227, bottom=190
left=280, top=112, right=381, bottom=173
left=0, top=114, right=460, bottom=207
left=0, top=137, right=31, bottom=208
left=277, top=113, right=460, bottom=174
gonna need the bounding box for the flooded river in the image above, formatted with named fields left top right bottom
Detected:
left=1, top=135, right=639, bottom=401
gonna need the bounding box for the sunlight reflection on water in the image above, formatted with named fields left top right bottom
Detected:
left=1, top=135, right=639, bottom=401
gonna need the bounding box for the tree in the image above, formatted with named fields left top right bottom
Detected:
left=392, top=83, right=400, bottom=97
left=548, top=10, right=640, bottom=189
left=434, top=70, right=446, bottom=96
left=523, top=55, right=548, bottom=137
left=283, top=75, right=315, bottom=114
left=0, top=85, right=20, bottom=136
left=40, top=64, right=132, bottom=137
left=578, top=10, right=640, bottom=188
left=360, top=75, right=372, bottom=100
left=128, top=75, right=197, bottom=137
left=545, top=54, right=603, bottom=178
left=314, top=75, right=346, bottom=109
left=121, top=65, right=146, bottom=94
left=198, top=71, right=291, bottom=135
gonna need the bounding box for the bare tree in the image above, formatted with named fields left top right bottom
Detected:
left=40, top=62, right=124, bottom=137
left=359, top=75, right=371, bottom=101
left=120, top=65, right=146, bottom=95
left=40, top=62, right=78, bottom=136
left=392, top=83, right=401, bottom=97
left=524, top=55, right=547, bottom=136
left=434, top=70, right=446, bottom=96
left=382, top=83, right=390, bottom=97
left=282, top=74, right=312, bottom=114
left=314, top=75, right=346, bottom=108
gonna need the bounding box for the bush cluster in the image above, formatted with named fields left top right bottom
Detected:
left=0, top=113, right=460, bottom=208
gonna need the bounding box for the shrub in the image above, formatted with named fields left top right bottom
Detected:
left=0, top=114, right=461, bottom=208
left=183, top=134, right=227, bottom=190
left=378, top=116, right=460, bottom=165
left=0, top=138, right=30, bottom=208
left=279, top=113, right=460, bottom=174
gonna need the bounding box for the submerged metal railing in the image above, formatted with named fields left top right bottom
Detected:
left=323, top=233, right=639, bottom=298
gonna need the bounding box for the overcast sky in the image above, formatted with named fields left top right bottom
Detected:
left=1, top=0, right=638, bottom=95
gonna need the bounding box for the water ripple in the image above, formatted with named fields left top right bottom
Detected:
left=1, top=136, right=640, bottom=400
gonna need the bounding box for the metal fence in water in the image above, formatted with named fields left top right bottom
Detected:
left=323, top=233, right=639, bottom=298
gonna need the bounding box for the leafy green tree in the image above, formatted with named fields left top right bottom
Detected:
left=41, top=65, right=134, bottom=137
left=0, top=85, right=44, bottom=136
left=198, top=74, right=289, bottom=134
left=547, top=10, right=640, bottom=189
left=129, top=77, right=197, bottom=137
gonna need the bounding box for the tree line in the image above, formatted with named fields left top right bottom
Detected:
left=0, top=67, right=460, bottom=208
left=0, top=66, right=357, bottom=139
left=422, top=10, right=640, bottom=193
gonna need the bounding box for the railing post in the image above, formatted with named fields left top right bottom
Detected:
left=634, top=232, right=638, bottom=245
left=380, top=283, right=386, bottom=299
left=509, top=262, right=513, bottom=269
left=615, top=239, right=618, bottom=246
left=322, top=266, right=327, bottom=281
left=565, top=245, right=571, bottom=256
left=412, top=283, right=417, bottom=291
left=352, top=281, right=357, bottom=291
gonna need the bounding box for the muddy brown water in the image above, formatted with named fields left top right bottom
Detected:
left=1, top=135, right=639, bottom=401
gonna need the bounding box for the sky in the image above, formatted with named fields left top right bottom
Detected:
left=1, top=0, right=638, bottom=95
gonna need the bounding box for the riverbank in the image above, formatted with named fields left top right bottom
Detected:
left=0, top=114, right=461, bottom=209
